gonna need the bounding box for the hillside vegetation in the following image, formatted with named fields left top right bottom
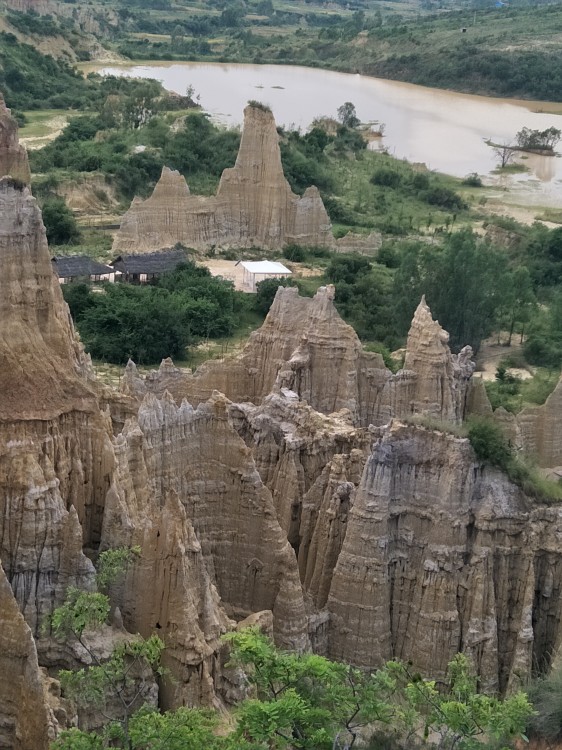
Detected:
left=107, top=0, right=562, bottom=100
left=3, top=0, right=562, bottom=106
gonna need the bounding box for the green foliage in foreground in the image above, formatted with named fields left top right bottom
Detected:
left=52, top=625, right=532, bottom=750
left=48, top=547, right=164, bottom=750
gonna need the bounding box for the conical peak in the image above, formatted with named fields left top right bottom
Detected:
left=235, top=102, right=282, bottom=174
left=151, top=166, right=190, bottom=199
left=404, top=296, right=451, bottom=367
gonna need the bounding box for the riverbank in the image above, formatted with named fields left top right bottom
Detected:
left=82, top=60, right=562, bottom=208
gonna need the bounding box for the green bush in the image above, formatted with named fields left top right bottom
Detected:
left=283, top=244, right=307, bottom=262
left=462, top=172, right=483, bottom=187
left=467, top=417, right=512, bottom=471
left=41, top=197, right=80, bottom=246
left=528, top=666, right=562, bottom=739
left=325, top=255, right=371, bottom=284
left=62, top=283, right=96, bottom=321
left=420, top=185, right=466, bottom=210
left=66, top=262, right=243, bottom=365
left=78, top=285, right=191, bottom=365
left=370, top=167, right=402, bottom=188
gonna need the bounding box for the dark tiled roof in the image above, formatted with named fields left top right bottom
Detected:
left=111, top=248, right=189, bottom=275
left=52, top=255, right=114, bottom=278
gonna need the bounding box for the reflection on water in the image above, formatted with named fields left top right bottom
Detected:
left=521, top=152, right=558, bottom=182
left=95, top=61, right=562, bottom=206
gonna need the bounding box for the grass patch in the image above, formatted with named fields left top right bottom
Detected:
left=491, top=163, right=530, bottom=175
left=404, top=414, right=468, bottom=437
left=20, top=109, right=73, bottom=139
left=536, top=208, right=562, bottom=225
left=50, top=231, right=114, bottom=262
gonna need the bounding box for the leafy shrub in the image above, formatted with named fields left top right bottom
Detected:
left=410, top=172, right=430, bottom=191
left=528, top=666, right=562, bottom=738
left=325, top=255, right=371, bottom=284
left=467, top=417, right=512, bottom=470
left=370, top=167, right=402, bottom=188
left=283, top=244, right=307, bottom=262
left=65, top=262, right=243, bottom=364
left=41, top=197, right=80, bottom=245
left=377, top=244, right=400, bottom=268
left=333, top=125, right=366, bottom=153
left=420, top=186, right=466, bottom=210
left=462, top=172, right=483, bottom=187
left=62, top=283, right=96, bottom=321
left=78, top=285, right=191, bottom=364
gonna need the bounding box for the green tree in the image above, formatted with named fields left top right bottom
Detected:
left=397, top=653, right=532, bottom=750
left=225, top=627, right=398, bottom=749
left=337, top=101, right=360, bottom=128
left=498, top=266, right=536, bottom=346
left=78, top=285, right=192, bottom=364
left=41, top=197, right=81, bottom=246
left=50, top=628, right=532, bottom=750
left=48, top=548, right=165, bottom=750
left=325, top=255, right=371, bottom=284
left=393, top=230, right=510, bottom=352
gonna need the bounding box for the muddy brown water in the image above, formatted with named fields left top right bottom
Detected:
left=91, top=61, right=562, bottom=207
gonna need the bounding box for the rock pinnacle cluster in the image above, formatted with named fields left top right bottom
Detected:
left=4, top=89, right=562, bottom=748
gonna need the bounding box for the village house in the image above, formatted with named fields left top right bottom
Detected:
left=52, top=256, right=119, bottom=284
left=110, top=248, right=189, bottom=284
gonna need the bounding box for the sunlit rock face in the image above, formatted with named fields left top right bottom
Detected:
left=113, top=105, right=335, bottom=253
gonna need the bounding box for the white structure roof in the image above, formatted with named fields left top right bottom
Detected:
left=240, top=261, right=291, bottom=274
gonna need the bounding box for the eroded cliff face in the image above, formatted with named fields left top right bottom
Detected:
left=325, top=422, right=537, bottom=693
left=105, top=392, right=309, bottom=653
left=113, top=105, right=335, bottom=253
left=0, top=179, right=110, bottom=642
left=0, top=151, right=233, bottom=729
left=0, top=96, right=31, bottom=186
left=123, top=289, right=475, bottom=429
left=0, top=562, right=53, bottom=750
left=3, top=0, right=120, bottom=35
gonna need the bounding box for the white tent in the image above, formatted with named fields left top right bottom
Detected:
left=240, top=260, right=292, bottom=292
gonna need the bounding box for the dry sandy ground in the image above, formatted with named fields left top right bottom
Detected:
left=203, top=260, right=246, bottom=290
left=20, top=115, right=69, bottom=150
left=474, top=334, right=534, bottom=381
